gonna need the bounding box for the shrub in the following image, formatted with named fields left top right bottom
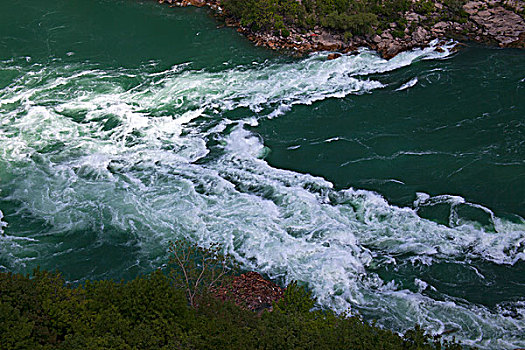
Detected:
left=344, top=31, right=353, bottom=42
left=320, top=11, right=378, bottom=34
left=0, top=243, right=464, bottom=350
left=274, top=281, right=315, bottom=314
left=442, top=0, right=468, bottom=20
left=223, top=0, right=409, bottom=35
left=223, top=0, right=302, bottom=31
left=414, top=0, right=436, bottom=15
left=392, top=29, right=405, bottom=38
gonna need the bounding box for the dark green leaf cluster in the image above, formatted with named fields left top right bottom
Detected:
left=320, top=12, right=378, bottom=35
left=222, top=0, right=303, bottom=31
left=440, top=0, right=468, bottom=21
left=221, top=0, right=472, bottom=37
left=0, top=269, right=192, bottom=349
left=222, top=0, right=411, bottom=34
left=1, top=266, right=464, bottom=350
left=413, top=0, right=436, bottom=15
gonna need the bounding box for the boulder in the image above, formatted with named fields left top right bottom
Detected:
left=327, top=53, right=342, bottom=60
left=463, top=1, right=485, bottom=15
left=372, top=34, right=382, bottom=43
left=431, top=21, right=450, bottom=35
left=187, top=0, right=206, bottom=7
left=381, top=41, right=404, bottom=59
left=312, top=31, right=343, bottom=50
left=377, top=39, right=392, bottom=51
left=412, top=27, right=429, bottom=43
left=381, top=31, right=394, bottom=41
left=464, top=2, right=525, bottom=47
left=406, top=11, right=426, bottom=24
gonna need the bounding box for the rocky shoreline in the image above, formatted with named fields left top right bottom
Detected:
left=212, top=271, right=284, bottom=313
left=158, top=0, right=524, bottom=58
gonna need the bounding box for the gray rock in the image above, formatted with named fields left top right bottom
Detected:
left=412, top=27, right=428, bottom=42
left=377, top=39, right=392, bottom=51
left=470, top=5, right=525, bottom=47
left=463, top=1, right=484, bottom=14
left=432, top=21, right=450, bottom=35
left=312, top=31, right=343, bottom=50
left=382, top=41, right=404, bottom=59
left=381, top=31, right=394, bottom=41
left=405, top=12, right=426, bottom=24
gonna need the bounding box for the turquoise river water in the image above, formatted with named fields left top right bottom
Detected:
left=1, top=0, right=524, bottom=348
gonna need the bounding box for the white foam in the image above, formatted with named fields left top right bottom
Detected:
left=0, top=210, right=7, bottom=235
left=396, top=77, right=418, bottom=91
left=224, top=125, right=266, bottom=159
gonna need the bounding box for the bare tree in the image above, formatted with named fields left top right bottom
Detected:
left=168, top=239, right=237, bottom=308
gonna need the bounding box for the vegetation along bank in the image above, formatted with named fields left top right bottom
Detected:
left=158, top=0, right=525, bottom=58
left=0, top=242, right=464, bottom=349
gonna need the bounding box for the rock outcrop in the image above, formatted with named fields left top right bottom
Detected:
left=157, top=0, right=525, bottom=58
left=464, top=1, right=525, bottom=47
left=212, top=271, right=284, bottom=313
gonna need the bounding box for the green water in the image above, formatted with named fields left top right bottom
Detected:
left=258, top=47, right=525, bottom=218
left=1, top=0, right=524, bottom=348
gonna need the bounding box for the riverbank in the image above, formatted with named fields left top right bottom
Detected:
left=0, top=269, right=463, bottom=349
left=158, top=0, right=524, bottom=58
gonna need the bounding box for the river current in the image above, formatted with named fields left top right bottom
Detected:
left=1, top=0, right=524, bottom=348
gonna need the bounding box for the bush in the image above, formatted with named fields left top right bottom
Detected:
left=320, top=11, right=378, bottom=34
left=392, top=29, right=405, bottom=38
left=274, top=281, right=315, bottom=314
left=223, top=0, right=408, bottom=35
left=344, top=31, right=353, bottom=42
left=0, top=269, right=194, bottom=349
left=442, top=0, right=468, bottom=20
left=414, top=0, right=436, bottom=15
left=223, top=0, right=302, bottom=31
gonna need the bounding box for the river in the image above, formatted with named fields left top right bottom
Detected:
left=1, top=0, right=524, bottom=348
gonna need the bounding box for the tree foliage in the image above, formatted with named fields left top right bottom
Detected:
left=223, top=0, right=409, bottom=34
left=0, top=242, right=464, bottom=349
left=222, top=0, right=471, bottom=37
